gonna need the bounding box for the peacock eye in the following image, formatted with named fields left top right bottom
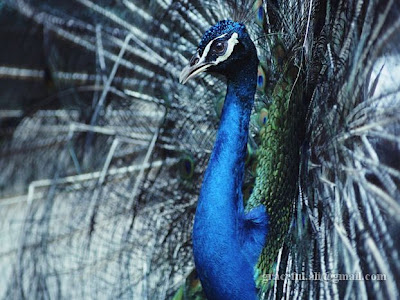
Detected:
left=213, top=41, right=225, bottom=53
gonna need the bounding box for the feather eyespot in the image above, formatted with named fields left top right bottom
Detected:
left=178, top=153, right=195, bottom=179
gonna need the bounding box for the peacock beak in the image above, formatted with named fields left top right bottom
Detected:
left=179, top=59, right=212, bottom=84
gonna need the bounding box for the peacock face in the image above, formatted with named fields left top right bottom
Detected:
left=179, top=20, right=257, bottom=84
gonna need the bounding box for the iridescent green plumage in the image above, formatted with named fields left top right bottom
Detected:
left=250, top=59, right=306, bottom=288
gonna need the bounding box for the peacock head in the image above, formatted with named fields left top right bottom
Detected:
left=179, top=20, right=258, bottom=84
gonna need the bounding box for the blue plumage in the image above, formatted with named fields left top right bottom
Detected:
left=182, top=21, right=269, bottom=299
left=198, top=20, right=245, bottom=50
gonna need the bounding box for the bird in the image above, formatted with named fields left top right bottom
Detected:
left=180, top=20, right=268, bottom=300
left=0, top=0, right=399, bottom=300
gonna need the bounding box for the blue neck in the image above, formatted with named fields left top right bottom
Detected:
left=193, top=63, right=259, bottom=300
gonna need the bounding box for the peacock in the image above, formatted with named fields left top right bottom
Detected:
left=180, top=20, right=268, bottom=300
left=0, top=0, right=399, bottom=299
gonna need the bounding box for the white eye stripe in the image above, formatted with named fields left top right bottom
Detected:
left=197, top=32, right=239, bottom=66
left=214, top=32, right=239, bottom=64
left=198, top=33, right=228, bottom=64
